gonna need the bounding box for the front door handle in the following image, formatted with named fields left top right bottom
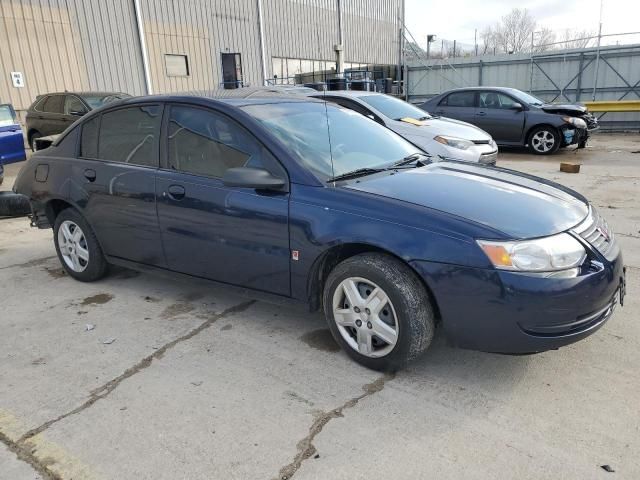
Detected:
left=166, top=184, right=185, bottom=200
left=477, top=111, right=487, bottom=116
left=84, top=169, right=96, bottom=182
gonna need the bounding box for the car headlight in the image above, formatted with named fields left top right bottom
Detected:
left=477, top=233, right=586, bottom=272
left=562, top=116, right=587, bottom=129
left=434, top=135, right=474, bottom=150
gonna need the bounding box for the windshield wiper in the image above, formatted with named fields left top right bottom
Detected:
left=327, top=154, right=430, bottom=183
left=326, top=167, right=385, bottom=183
left=392, top=152, right=430, bottom=167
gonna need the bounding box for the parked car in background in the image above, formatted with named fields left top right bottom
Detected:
left=421, top=87, right=598, bottom=155
left=14, top=94, right=624, bottom=370
left=312, top=91, right=498, bottom=165
left=0, top=103, right=26, bottom=167
left=25, top=91, right=130, bottom=150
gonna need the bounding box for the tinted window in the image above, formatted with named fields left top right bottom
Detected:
left=64, top=95, right=88, bottom=115
left=41, top=95, right=64, bottom=113
left=441, top=91, right=475, bottom=107
left=98, top=105, right=160, bottom=166
left=479, top=92, right=518, bottom=109
left=167, top=105, right=264, bottom=178
left=243, top=102, right=421, bottom=181
left=81, top=116, right=99, bottom=158
left=360, top=94, right=431, bottom=120
left=81, top=94, right=130, bottom=109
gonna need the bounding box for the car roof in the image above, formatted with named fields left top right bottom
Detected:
left=440, top=87, right=521, bottom=93
left=109, top=91, right=326, bottom=108
left=312, top=90, right=380, bottom=99
left=40, top=91, right=129, bottom=97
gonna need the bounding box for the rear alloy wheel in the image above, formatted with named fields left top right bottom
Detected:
left=53, top=209, right=108, bottom=281
left=528, top=127, right=560, bottom=155
left=324, top=253, right=435, bottom=371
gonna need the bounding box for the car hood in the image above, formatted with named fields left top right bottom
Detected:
left=346, top=162, right=589, bottom=239
left=540, top=103, right=588, bottom=115
left=389, top=117, right=493, bottom=142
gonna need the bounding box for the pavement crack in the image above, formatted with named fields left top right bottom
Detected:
left=274, top=372, right=395, bottom=480
left=0, top=430, right=62, bottom=480
left=18, top=299, right=255, bottom=444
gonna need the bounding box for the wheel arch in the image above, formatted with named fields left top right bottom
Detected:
left=307, top=242, right=442, bottom=323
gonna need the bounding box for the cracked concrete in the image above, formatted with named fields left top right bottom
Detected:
left=1, top=133, right=639, bottom=479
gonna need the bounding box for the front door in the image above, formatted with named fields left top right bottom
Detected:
left=156, top=104, right=290, bottom=296
left=475, top=91, right=526, bottom=143
left=74, top=104, right=165, bottom=266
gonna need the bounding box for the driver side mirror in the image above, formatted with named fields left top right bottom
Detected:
left=222, top=167, right=287, bottom=191
left=511, top=102, right=523, bottom=111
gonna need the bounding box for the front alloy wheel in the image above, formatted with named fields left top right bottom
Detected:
left=323, top=253, right=435, bottom=371
left=528, top=127, right=560, bottom=155
left=332, top=277, right=399, bottom=358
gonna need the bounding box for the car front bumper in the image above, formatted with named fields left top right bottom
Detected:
left=411, top=252, right=625, bottom=354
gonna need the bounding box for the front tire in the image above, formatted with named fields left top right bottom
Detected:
left=528, top=126, right=561, bottom=155
left=53, top=208, right=108, bottom=282
left=323, top=253, right=435, bottom=371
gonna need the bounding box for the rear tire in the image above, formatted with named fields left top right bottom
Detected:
left=527, top=126, right=561, bottom=155
left=0, top=191, right=31, bottom=217
left=323, top=253, right=435, bottom=371
left=53, top=208, right=108, bottom=282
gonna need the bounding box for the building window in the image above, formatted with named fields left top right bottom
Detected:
left=165, top=54, right=189, bottom=77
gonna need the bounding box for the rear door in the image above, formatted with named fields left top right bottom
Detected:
left=476, top=91, right=526, bottom=143
left=432, top=90, right=477, bottom=124
left=38, top=94, right=66, bottom=135
left=155, top=103, right=290, bottom=295
left=0, top=104, right=26, bottom=164
left=73, top=104, right=165, bottom=266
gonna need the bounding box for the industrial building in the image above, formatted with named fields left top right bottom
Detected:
left=1, top=0, right=404, bottom=115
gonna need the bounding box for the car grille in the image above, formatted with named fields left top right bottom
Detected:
left=572, top=207, right=617, bottom=260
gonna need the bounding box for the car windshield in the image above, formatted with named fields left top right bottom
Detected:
left=242, top=101, right=422, bottom=181
left=510, top=90, right=546, bottom=106
left=81, top=94, right=130, bottom=109
left=359, top=94, right=431, bottom=121
left=0, top=104, right=17, bottom=127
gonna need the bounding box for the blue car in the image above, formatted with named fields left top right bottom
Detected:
left=0, top=103, right=27, bottom=185
left=13, top=94, right=625, bottom=370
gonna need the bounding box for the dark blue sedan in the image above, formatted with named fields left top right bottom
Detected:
left=13, top=94, right=624, bottom=370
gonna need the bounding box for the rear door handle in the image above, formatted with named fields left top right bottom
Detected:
left=477, top=111, right=487, bottom=116
left=166, top=184, right=185, bottom=200
left=84, top=169, right=96, bottom=182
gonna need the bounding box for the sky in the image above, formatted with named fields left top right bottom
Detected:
left=405, top=0, right=640, bottom=49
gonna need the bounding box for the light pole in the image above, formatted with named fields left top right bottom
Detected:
left=426, top=34, right=436, bottom=59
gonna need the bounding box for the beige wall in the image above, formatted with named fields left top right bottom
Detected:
left=0, top=1, right=89, bottom=113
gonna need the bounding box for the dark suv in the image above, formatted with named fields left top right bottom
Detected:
left=25, top=92, right=130, bottom=150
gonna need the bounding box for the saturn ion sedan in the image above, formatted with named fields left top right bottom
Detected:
left=14, top=94, right=625, bottom=370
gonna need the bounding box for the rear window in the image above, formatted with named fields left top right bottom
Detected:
left=80, top=116, right=99, bottom=158
left=441, top=91, right=475, bottom=107
left=41, top=95, right=64, bottom=113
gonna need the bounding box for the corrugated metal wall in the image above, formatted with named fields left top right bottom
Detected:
left=1, top=0, right=402, bottom=114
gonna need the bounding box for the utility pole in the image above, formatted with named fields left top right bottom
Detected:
left=426, top=34, right=436, bottom=60
left=453, top=40, right=456, bottom=58
left=592, top=0, right=604, bottom=101
left=474, top=28, right=478, bottom=56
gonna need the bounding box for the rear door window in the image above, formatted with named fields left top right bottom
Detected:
left=441, top=91, right=476, bottom=107
left=41, top=95, right=64, bottom=114
left=166, top=105, right=265, bottom=179
left=97, top=105, right=161, bottom=167
left=80, top=116, right=99, bottom=158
